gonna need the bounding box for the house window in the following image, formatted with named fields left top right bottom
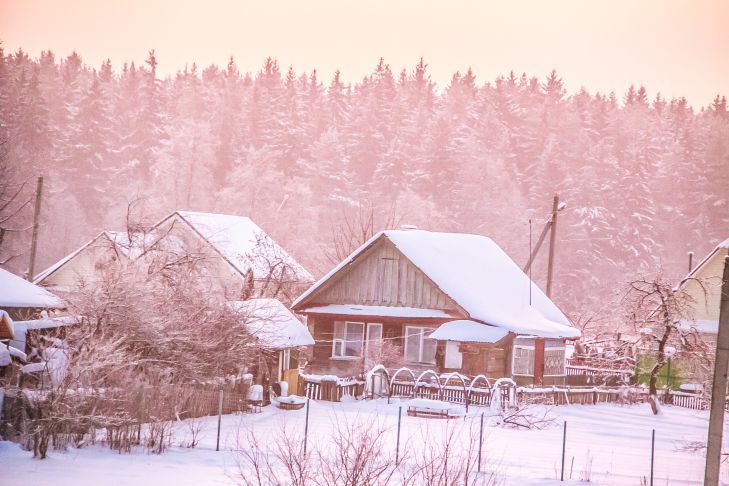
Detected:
left=365, top=323, right=383, bottom=358
left=512, top=345, right=535, bottom=375
left=544, top=347, right=566, bottom=376
left=404, top=326, right=437, bottom=364
left=332, top=321, right=365, bottom=359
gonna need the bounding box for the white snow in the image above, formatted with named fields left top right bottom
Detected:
left=294, top=229, right=580, bottom=339
left=0, top=400, right=719, bottom=485
left=406, top=397, right=466, bottom=415
left=429, top=319, right=509, bottom=343
left=679, top=319, right=719, bottom=334
left=0, top=268, right=65, bottom=309
left=228, top=298, right=314, bottom=348
left=0, top=346, right=10, bottom=366
left=303, top=304, right=456, bottom=319
left=9, top=316, right=77, bottom=353
left=175, top=211, right=313, bottom=282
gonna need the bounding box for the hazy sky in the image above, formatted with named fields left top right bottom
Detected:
left=1, top=0, right=727, bottom=107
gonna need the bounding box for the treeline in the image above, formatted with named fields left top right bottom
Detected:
left=1, top=47, right=727, bottom=320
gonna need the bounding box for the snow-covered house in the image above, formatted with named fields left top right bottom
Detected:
left=292, top=227, right=581, bottom=385
left=674, top=237, right=729, bottom=346
left=34, top=211, right=314, bottom=302
left=229, top=298, right=314, bottom=395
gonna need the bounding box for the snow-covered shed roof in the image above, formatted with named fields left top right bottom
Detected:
left=429, top=320, right=509, bottom=343
left=294, top=229, right=580, bottom=339
left=1, top=268, right=65, bottom=309
left=229, top=298, right=314, bottom=349
left=9, top=316, right=78, bottom=353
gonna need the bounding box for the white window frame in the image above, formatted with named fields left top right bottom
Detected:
left=404, top=325, right=437, bottom=364
left=512, top=344, right=535, bottom=376
left=332, top=321, right=365, bottom=360
left=365, top=323, right=383, bottom=358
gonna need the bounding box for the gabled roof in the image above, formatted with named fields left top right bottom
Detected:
left=169, top=211, right=313, bottom=282
left=0, top=268, right=65, bottom=309
left=33, top=230, right=153, bottom=284
left=293, top=229, right=580, bottom=339
left=228, top=298, right=314, bottom=348
left=34, top=211, right=313, bottom=286
left=678, top=237, right=729, bottom=287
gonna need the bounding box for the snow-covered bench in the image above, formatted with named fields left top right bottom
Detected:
left=406, top=398, right=465, bottom=419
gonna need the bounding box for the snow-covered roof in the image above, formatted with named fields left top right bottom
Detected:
left=33, top=230, right=160, bottom=284
left=0, top=268, right=65, bottom=309
left=294, top=229, right=580, bottom=339
left=303, top=304, right=457, bottom=319
left=229, top=298, right=314, bottom=348
left=35, top=211, right=314, bottom=286
left=429, top=320, right=510, bottom=343
left=9, top=316, right=78, bottom=352
left=166, top=211, right=313, bottom=282
left=679, top=236, right=729, bottom=287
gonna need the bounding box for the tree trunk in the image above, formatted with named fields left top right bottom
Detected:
left=649, top=325, right=672, bottom=411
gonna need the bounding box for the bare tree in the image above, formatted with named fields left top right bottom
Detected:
left=326, top=200, right=401, bottom=265
left=0, top=139, right=32, bottom=265
left=624, top=275, right=711, bottom=412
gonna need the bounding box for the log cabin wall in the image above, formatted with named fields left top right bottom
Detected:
left=311, top=238, right=460, bottom=312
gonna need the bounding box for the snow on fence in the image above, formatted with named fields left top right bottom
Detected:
left=296, top=367, right=716, bottom=412
left=298, top=375, right=365, bottom=402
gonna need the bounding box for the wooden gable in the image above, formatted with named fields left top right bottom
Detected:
left=303, top=236, right=463, bottom=313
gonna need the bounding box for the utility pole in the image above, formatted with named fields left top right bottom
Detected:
left=27, top=176, right=44, bottom=281
left=705, top=255, right=729, bottom=486
left=546, top=194, right=560, bottom=298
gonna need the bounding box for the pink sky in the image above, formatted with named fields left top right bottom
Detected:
left=1, top=0, right=727, bottom=107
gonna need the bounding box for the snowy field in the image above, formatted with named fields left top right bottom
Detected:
left=0, top=399, right=720, bottom=485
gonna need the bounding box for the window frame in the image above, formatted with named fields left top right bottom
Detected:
left=331, top=321, right=366, bottom=360
left=511, top=344, right=535, bottom=376
left=404, top=325, right=437, bottom=364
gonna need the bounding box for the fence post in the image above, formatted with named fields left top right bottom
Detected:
left=560, top=421, right=567, bottom=481
left=650, top=429, right=655, bottom=486
left=304, top=398, right=311, bottom=455
left=478, top=412, right=484, bottom=473
left=396, top=405, right=402, bottom=465
left=216, top=389, right=223, bottom=452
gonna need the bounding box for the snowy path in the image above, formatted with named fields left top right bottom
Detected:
left=0, top=400, right=720, bottom=485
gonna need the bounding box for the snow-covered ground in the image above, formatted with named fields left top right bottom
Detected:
left=0, top=399, right=719, bottom=485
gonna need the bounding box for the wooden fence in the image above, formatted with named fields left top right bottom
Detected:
left=298, top=377, right=365, bottom=402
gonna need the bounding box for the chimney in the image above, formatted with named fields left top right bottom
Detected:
left=400, top=224, right=418, bottom=231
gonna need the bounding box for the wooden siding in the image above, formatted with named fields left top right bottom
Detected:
left=312, top=238, right=459, bottom=311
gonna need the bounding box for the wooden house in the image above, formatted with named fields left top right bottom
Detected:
left=292, top=227, right=581, bottom=386
left=34, top=211, right=314, bottom=302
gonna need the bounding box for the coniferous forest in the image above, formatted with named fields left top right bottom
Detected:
left=1, top=47, right=728, bottom=321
